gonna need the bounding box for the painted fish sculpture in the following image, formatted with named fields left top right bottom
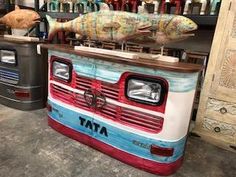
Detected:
left=0, top=5, right=40, bottom=29
left=46, top=8, right=197, bottom=45
left=46, top=11, right=152, bottom=41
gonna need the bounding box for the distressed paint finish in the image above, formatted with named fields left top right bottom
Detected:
left=49, top=50, right=199, bottom=92
left=48, top=116, right=184, bottom=176
left=131, top=13, right=197, bottom=45
left=46, top=45, right=200, bottom=175
left=46, top=9, right=197, bottom=45
left=46, top=10, right=151, bottom=41
left=48, top=98, right=186, bottom=163
left=48, top=44, right=201, bottom=175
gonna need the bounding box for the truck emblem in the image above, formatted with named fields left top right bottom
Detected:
left=84, top=88, right=106, bottom=109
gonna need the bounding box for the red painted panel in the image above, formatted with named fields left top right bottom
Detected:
left=74, top=72, right=168, bottom=113
left=50, top=56, right=168, bottom=113
left=49, top=57, right=168, bottom=133
left=48, top=117, right=183, bottom=176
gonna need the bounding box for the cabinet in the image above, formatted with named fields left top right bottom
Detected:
left=43, top=43, right=201, bottom=175
left=194, top=0, right=236, bottom=152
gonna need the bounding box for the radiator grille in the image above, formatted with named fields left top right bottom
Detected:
left=99, top=103, right=117, bottom=120
left=0, top=68, right=19, bottom=84
left=50, top=84, right=73, bottom=104
left=120, top=108, right=163, bottom=133
left=76, top=75, right=120, bottom=100
left=75, top=75, right=93, bottom=91
left=50, top=83, right=163, bottom=133
left=74, top=92, right=91, bottom=111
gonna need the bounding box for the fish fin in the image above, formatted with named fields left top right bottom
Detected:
left=103, top=22, right=121, bottom=31
left=15, top=5, right=20, bottom=10
left=99, top=2, right=110, bottom=11
left=16, top=17, right=24, bottom=23
left=46, top=15, right=59, bottom=41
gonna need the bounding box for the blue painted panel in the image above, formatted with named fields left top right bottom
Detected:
left=70, top=53, right=97, bottom=78
left=48, top=50, right=199, bottom=93
left=49, top=102, right=93, bottom=136
left=48, top=99, right=186, bottom=163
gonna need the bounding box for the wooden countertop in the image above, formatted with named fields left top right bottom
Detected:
left=41, top=44, right=203, bottom=73
left=0, top=36, right=44, bottom=44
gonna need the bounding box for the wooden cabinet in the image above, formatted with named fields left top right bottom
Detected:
left=194, top=0, right=236, bottom=152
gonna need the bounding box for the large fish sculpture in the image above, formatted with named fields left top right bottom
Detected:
left=46, top=7, right=197, bottom=45
left=46, top=10, right=152, bottom=41
left=0, top=5, right=40, bottom=29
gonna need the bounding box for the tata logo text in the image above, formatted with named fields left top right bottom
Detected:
left=79, top=117, right=108, bottom=137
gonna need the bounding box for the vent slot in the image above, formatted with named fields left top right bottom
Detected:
left=51, top=84, right=73, bottom=104
left=120, top=108, right=163, bottom=133
left=101, top=83, right=119, bottom=100
left=0, top=68, right=19, bottom=84
left=76, top=75, right=93, bottom=91
left=74, top=93, right=90, bottom=110
left=99, top=103, right=117, bottom=120
left=51, top=73, right=164, bottom=133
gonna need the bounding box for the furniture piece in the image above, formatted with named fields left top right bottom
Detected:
left=0, top=37, right=47, bottom=110
left=41, top=44, right=201, bottom=175
left=194, top=0, right=236, bottom=152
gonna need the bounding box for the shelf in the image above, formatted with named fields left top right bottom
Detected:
left=184, top=15, right=218, bottom=26
left=39, top=11, right=80, bottom=19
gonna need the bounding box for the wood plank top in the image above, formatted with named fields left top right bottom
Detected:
left=41, top=44, right=203, bottom=73
left=0, top=36, right=43, bottom=44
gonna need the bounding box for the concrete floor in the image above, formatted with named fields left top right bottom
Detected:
left=0, top=104, right=235, bottom=177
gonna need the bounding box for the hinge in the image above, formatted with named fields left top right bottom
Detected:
left=212, top=74, right=215, bottom=81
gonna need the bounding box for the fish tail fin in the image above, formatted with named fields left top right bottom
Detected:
left=0, top=17, right=4, bottom=24
left=46, top=15, right=61, bottom=40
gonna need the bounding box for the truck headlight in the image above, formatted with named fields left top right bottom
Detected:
left=0, top=50, right=16, bottom=65
left=52, top=60, right=72, bottom=81
left=126, top=76, right=167, bottom=105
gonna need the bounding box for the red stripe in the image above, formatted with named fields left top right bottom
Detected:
left=48, top=116, right=183, bottom=176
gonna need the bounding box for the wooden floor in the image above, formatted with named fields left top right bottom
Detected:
left=0, top=104, right=235, bottom=177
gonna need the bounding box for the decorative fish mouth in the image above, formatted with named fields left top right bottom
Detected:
left=180, top=32, right=195, bottom=37
left=33, top=18, right=41, bottom=23
left=179, top=29, right=197, bottom=38
left=137, top=25, right=152, bottom=34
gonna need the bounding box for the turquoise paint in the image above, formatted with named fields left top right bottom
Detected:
left=49, top=50, right=199, bottom=92
left=48, top=99, right=186, bottom=163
